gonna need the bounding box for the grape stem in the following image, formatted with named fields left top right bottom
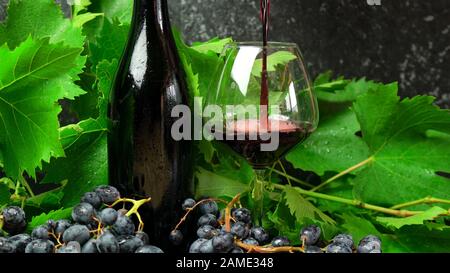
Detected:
left=172, top=198, right=228, bottom=232
left=225, top=193, right=241, bottom=232
left=235, top=239, right=305, bottom=253
left=310, top=156, right=374, bottom=192
left=108, top=197, right=152, bottom=231
left=390, top=196, right=450, bottom=210
left=270, top=183, right=424, bottom=217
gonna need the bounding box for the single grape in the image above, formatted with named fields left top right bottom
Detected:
left=135, top=231, right=150, bottom=245
left=212, top=232, right=234, bottom=253
left=81, top=238, right=98, bottom=253
left=199, top=200, right=219, bottom=216
left=199, top=239, right=215, bottom=253
left=62, top=224, right=90, bottom=245
left=230, top=221, right=250, bottom=239
left=117, top=235, right=144, bottom=253
left=169, top=230, right=183, bottom=246
left=305, top=245, right=324, bottom=253
left=332, top=234, right=354, bottom=248
left=25, top=239, right=55, bottom=253
left=300, top=225, right=321, bottom=246
left=54, top=219, right=72, bottom=235
left=1, top=206, right=26, bottom=235
left=242, top=237, right=259, bottom=246
left=197, top=225, right=218, bottom=239
left=230, top=247, right=244, bottom=253
left=135, top=245, right=164, bottom=253
left=95, top=185, right=120, bottom=204
left=31, top=225, right=50, bottom=240
left=57, top=241, right=81, bottom=253
left=197, top=213, right=218, bottom=227
left=112, top=214, right=135, bottom=236
left=232, top=208, right=252, bottom=224
left=99, top=208, right=118, bottom=226
left=7, top=234, right=32, bottom=253
left=0, top=237, right=16, bottom=253
left=72, top=202, right=95, bottom=224
left=96, top=231, right=120, bottom=253
left=250, top=227, right=269, bottom=245
left=182, top=198, right=196, bottom=211
left=46, top=220, right=56, bottom=230
left=326, top=242, right=353, bottom=253
left=81, top=191, right=102, bottom=209
left=189, top=238, right=208, bottom=253
left=271, top=236, right=291, bottom=247
left=357, top=235, right=382, bottom=253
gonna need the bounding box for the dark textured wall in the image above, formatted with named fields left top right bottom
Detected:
left=1, top=0, right=449, bottom=108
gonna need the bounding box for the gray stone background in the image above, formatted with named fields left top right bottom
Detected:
left=1, top=0, right=449, bottom=108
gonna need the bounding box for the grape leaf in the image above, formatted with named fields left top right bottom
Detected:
left=286, top=108, right=370, bottom=175
left=382, top=226, right=450, bottom=253
left=353, top=86, right=450, bottom=205
left=191, top=37, right=233, bottom=54
left=195, top=167, right=250, bottom=199
left=90, top=0, right=132, bottom=24
left=96, top=59, right=119, bottom=118
left=251, top=51, right=297, bottom=77
left=42, top=118, right=109, bottom=207
left=376, top=206, right=448, bottom=229
left=0, top=0, right=85, bottom=48
left=27, top=207, right=72, bottom=231
left=316, top=77, right=382, bottom=103
left=0, top=37, right=85, bottom=178
left=339, top=213, right=382, bottom=244
left=89, top=18, right=129, bottom=68
left=283, top=185, right=336, bottom=225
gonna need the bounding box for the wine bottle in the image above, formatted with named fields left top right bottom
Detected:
left=108, top=0, right=192, bottom=252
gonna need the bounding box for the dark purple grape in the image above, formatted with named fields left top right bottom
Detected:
left=230, top=247, right=244, bottom=253
left=57, top=241, right=81, bottom=253
left=31, top=225, right=50, bottom=240
left=81, top=192, right=102, bottom=209
left=300, top=225, right=321, bottom=245
left=232, top=208, right=252, bottom=223
left=135, top=245, right=164, bottom=253
left=111, top=214, right=135, bottom=236
left=243, top=237, right=259, bottom=246
left=182, top=198, right=196, bottom=211
left=230, top=221, right=250, bottom=239
left=169, top=230, right=183, bottom=246
left=189, top=238, right=208, bottom=253
left=117, top=235, right=144, bottom=253
left=62, top=224, right=90, bottom=245
left=199, top=240, right=215, bottom=253
left=81, top=238, right=98, bottom=253
left=96, top=231, right=119, bottom=253
left=25, top=239, right=54, bottom=253
left=72, top=202, right=95, bottom=224
left=212, top=232, right=234, bottom=253
left=326, top=242, right=353, bottom=253
left=135, top=231, right=150, bottom=245
left=197, top=225, right=218, bottom=239
left=99, top=208, right=118, bottom=226
left=1, top=206, right=26, bottom=235
left=54, top=219, right=72, bottom=235
left=0, top=237, right=16, bottom=253
left=250, top=227, right=269, bottom=245
left=332, top=234, right=353, bottom=248
left=7, top=234, right=32, bottom=253
left=197, top=213, right=218, bottom=227
left=95, top=185, right=120, bottom=204
left=357, top=235, right=382, bottom=253
left=199, top=201, right=219, bottom=216
left=305, top=245, right=323, bottom=253
left=271, top=236, right=290, bottom=247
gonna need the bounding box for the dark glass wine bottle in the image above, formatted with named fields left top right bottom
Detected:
left=108, top=0, right=192, bottom=252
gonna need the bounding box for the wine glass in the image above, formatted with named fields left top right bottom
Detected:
left=203, top=42, right=319, bottom=222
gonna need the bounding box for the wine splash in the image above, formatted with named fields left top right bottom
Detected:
left=260, top=0, right=270, bottom=130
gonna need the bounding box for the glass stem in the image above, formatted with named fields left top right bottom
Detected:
left=253, top=169, right=266, bottom=226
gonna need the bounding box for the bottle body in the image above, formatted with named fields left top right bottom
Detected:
left=108, top=0, right=192, bottom=252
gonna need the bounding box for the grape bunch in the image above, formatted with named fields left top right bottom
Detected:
left=0, top=186, right=164, bottom=253
left=170, top=198, right=382, bottom=254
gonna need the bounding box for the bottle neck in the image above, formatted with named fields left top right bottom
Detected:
left=133, top=0, right=171, bottom=34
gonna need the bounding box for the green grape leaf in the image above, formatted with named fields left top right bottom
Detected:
left=283, top=186, right=336, bottom=225
left=195, top=167, right=250, bottom=199
left=0, top=0, right=86, bottom=48
left=96, top=59, right=119, bottom=118
left=376, top=206, right=448, bottom=229
left=382, top=226, right=450, bottom=253
left=42, top=118, right=109, bottom=207
left=339, top=213, right=382, bottom=244
left=353, top=86, right=450, bottom=205
left=90, top=0, right=132, bottom=24
left=89, top=19, right=129, bottom=68
left=27, top=207, right=72, bottom=231
left=252, top=51, right=297, bottom=77
left=0, top=37, right=85, bottom=178
left=191, top=37, right=233, bottom=54
left=316, top=78, right=382, bottom=103
left=286, top=108, right=370, bottom=175
left=0, top=183, right=11, bottom=205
